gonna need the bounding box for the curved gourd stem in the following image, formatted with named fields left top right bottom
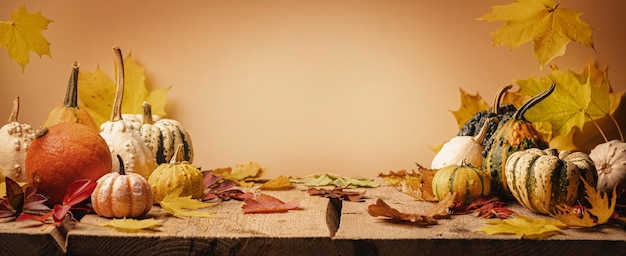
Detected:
left=513, top=83, right=556, bottom=120
left=64, top=62, right=80, bottom=108
left=116, top=155, right=126, bottom=175
left=110, top=46, right=125, bottom=122
left=493, top=84, right=513, bottom=115
left=170, top=144, right=184, bottom=164
left=142, top=101, right=154, bottom=125
left=8, top=97, right=19, bottom=123
left=473, top=117, right=497, bottom=143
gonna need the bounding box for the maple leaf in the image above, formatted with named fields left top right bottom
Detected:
left=575, top=60, right=624, bottom=120
left=242, top=194, right=299, bottom=214
left=475, top=215, right=566, bottom=239
left=0, top=6, right=52, bottom=71
left=78, top=53, right=171, bottom=126
left=554, top=178, right=617, bottom=227
left=159, top=187, right=219, bottom=218
left=450, top=88, right=490, bottom=129
left=98, top=218, right=161, bottom=232
left=477, top=0, right=594, bottom=67
left=259, top=176, right=295, bottom=190
left=386, top=163, right=437, bottom=201
left=367, top=193, right=455, bottom=225
left=211, top=162, right=266, bottom=187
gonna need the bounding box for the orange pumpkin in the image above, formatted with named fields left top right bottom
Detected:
left=91, top=155, right=153, bottom=218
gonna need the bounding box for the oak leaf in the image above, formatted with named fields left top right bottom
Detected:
left=159, top=187, right=219, bottom=218
left=475, top=215, right=566, bottom=239
left=477, top=0, right=594, bottom=67
left=450, top=88, right=490, bottom=129
left=98, top=218, right=161, bottom=232
left=78, top=53, right=170, bottom=126
left=0, top=6, right=52, bottom=71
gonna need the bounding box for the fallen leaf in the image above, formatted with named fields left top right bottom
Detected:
left=78, top=53, right=170, bottom=126
left=450, top=88, right=490, bottom=129
left=477, top=0, right=594, bottom=67
left=211, top=162, right=266, bottom=187
left=384, top=163, right=437, bottom=201
left=452, top=196, right=515, bottom=219
left=475, top=215, right=566, bottom=239
left=378, top=170, right=410, bottom=186
left=259, top=176, right=295, bottom=190
left=242, top=194, right=299, bottom=214
left=202, top=170, right=254, bottom=201
left=159, top=187, right=219, bottom=218
left=98, top=218, right=161, bottom=232
left=291, top=173, right=378, bottom=188
left=367, top=194, right=455, bottom=225
left=0, top=177, right=49, bottom=219
left=554, top=178, right=616, bottom=227
left=0, top=6, right=52, bottom=71
left=307, top=187, right=366, bottom=202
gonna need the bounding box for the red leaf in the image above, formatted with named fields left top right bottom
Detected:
left=16, top=211, right=53, bottom=223
left=62, top=179, right=96, bottom=206
left=242, top=194, right=299, bottom=214
left=451, top=196, right=515, bottom=219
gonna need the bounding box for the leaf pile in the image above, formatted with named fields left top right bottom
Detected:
left=202, top=170, right=253, bottom=201
left=367, top=193, right=455, bottom=226
left=242, top=194, right=299, bottom=214
left=307, top=187, right=366, bottom=202
left=292, top=173, right=378, bottom=188
left=0, top=6, right=52, bottom=71
left=211, top=162, right=266, bottom=187
left=452, top=196, right=515, bottom=219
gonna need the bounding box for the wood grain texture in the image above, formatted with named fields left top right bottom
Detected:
left=333, top=186, right=626, bottom=256
left=0, top=218, right=67, bottom=256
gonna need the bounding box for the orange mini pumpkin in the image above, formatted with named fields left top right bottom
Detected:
left=91, top=155, right=153, bottom=218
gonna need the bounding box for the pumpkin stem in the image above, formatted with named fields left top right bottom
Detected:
left=142, top=101, right=154, bottom=125
left=7, top=97, right=20, bottom=123
left=110, top=46, right=125, bottom=122
left=170, top=144, right=185, bottom=164
left=116, top=154, right=126, bottom=175
left=513, top=83, right=556, bottom=121
left=64, top=62, right=80, bottom=108
left=35, top=126, right=48, bottom=138
left=473, top=117, right=497, bottom=144
left=493, top=84, right=513, bottom=115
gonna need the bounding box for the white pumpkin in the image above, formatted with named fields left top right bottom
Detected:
left=431, top=117, right=496, bottom=169
left=0, top=97, right=35, bottom=182
left=589, top=139, right=626, bottom=194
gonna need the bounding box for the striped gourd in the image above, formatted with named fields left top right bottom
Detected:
left=505, top=148, right=598, bottom=215
left=124, top=102, right=194, bottom=164
left=483, top=84, right=554, bottom=199
left=432, top=162, right=491, bottom=203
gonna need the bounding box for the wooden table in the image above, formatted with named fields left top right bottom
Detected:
left=2, top=185, right=625, bottom=256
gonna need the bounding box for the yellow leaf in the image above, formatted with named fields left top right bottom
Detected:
left=213, top=162, right=266, bottom=187
left=0, top=6, right=52, bottom=71
left=555, top=178, right=616, bottom=227
left=98, top=218, right=161, bottom=232
left=475, top=215, right=566, bottom=239
left=576, top=60, right=624, bottom=120
left=78, top=53, right=170, bottom=126
left=450, top=88, right=490, bottom=129
left=159, top=187, right=219, bottom=218
left=477, top=0, right=594, bottom=67
left=259, top=176, right=294, bottom=190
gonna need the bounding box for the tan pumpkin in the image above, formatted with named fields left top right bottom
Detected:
left=91, top=155, right=153, bottom=218
left=148, top=145, right=204, bottom=202
left=42, top=62, right=98, bottom=131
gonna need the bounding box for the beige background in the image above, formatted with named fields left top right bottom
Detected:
left=1, top=0, right=624, bottom=178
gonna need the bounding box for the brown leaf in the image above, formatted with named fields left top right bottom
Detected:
left=367, top=193, right=457, bottom=225
left=307, top=187, right=367, bottom=202
left=242, top=194, right=299, bottom=214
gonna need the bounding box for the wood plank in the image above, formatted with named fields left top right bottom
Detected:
left=0, top=218, right=67, bottom=256
left=66, top=185, right=339, bottom=256
left=333, top=186, right=626, bottom=256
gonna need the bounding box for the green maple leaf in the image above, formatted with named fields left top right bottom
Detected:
left=0, top=6, right=52, bottom=71
left=477, top=0, right=594, bottom=67
left=516, top=69, right=591, bottom=137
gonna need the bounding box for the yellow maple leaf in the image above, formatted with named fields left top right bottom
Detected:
left=0, top=6, right=52, bottom=71
left=575, top=60, right=624, bottom=120
left=554, top=178, right=616, bottom=227
left=259, top=175, right=294, bottom=190
left=477, top=0, right=594, bottom=67
left=159, top=187, right=219, bottom=218
left=450, top=88, right=490, bottom=129
left=98, top=218, right=161, bottom=232
left=78, top=53, right=171, bottom=126
left=475, top=215, right=566, bottom=239
left=213, top=162, right=266, bottom=187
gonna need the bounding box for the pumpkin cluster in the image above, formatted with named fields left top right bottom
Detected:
left=431, top=84, right=602, bottom=215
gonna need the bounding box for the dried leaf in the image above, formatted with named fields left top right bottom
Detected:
left=367, top=199, right=436, bottom=225
left=211, top=162, right=266, bottom=187
left=98, top=218, right=161, bottom=232
left=291, top=173, right=378, bottom=188
left=452, top=196, right=515, bottom=219
left=0, top=6, right=52, bottom=71
left=475, top=215, right=566, bottom=239
left=160, top=187, right=219, bottom=218
left=259, top=176, right=295, bottom=190
left=242, top=194, right=299, bottom=214
left=307, top=187, right=366, bottom=202
left=450, top=88, right=490, bottom=129
left=202, top=170, right=254, bottom=201
left=554, top=178, right=617, bottom=227
left=387, top=163, right=437, bottom=201
left=378, top=170, right=410, bottom=186
left=477, top=0, right=594, bottom=67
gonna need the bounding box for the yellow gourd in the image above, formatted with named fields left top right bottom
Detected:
left=148, top=145, right=204, bottom=202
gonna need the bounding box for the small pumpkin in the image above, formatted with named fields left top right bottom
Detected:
left=0, top=97, right=35, bottom=182
left=148, top=145, right=204, bottom=202
left=432, top=117, right=497, bottom=169
left=91, top=155, right=153, bottom=218
left=589, top=139, right=626, bottom=194
left=505, top=148, right=598, bottom=215
left=99, top=47, right=157, bottom=178
left=483, top=83, right=554, bottom=198
left=42, top=62, right=98, bottom=131
left=124, top=101, right=194, bottom=165
left=432, top=161, right=491, bottom=203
